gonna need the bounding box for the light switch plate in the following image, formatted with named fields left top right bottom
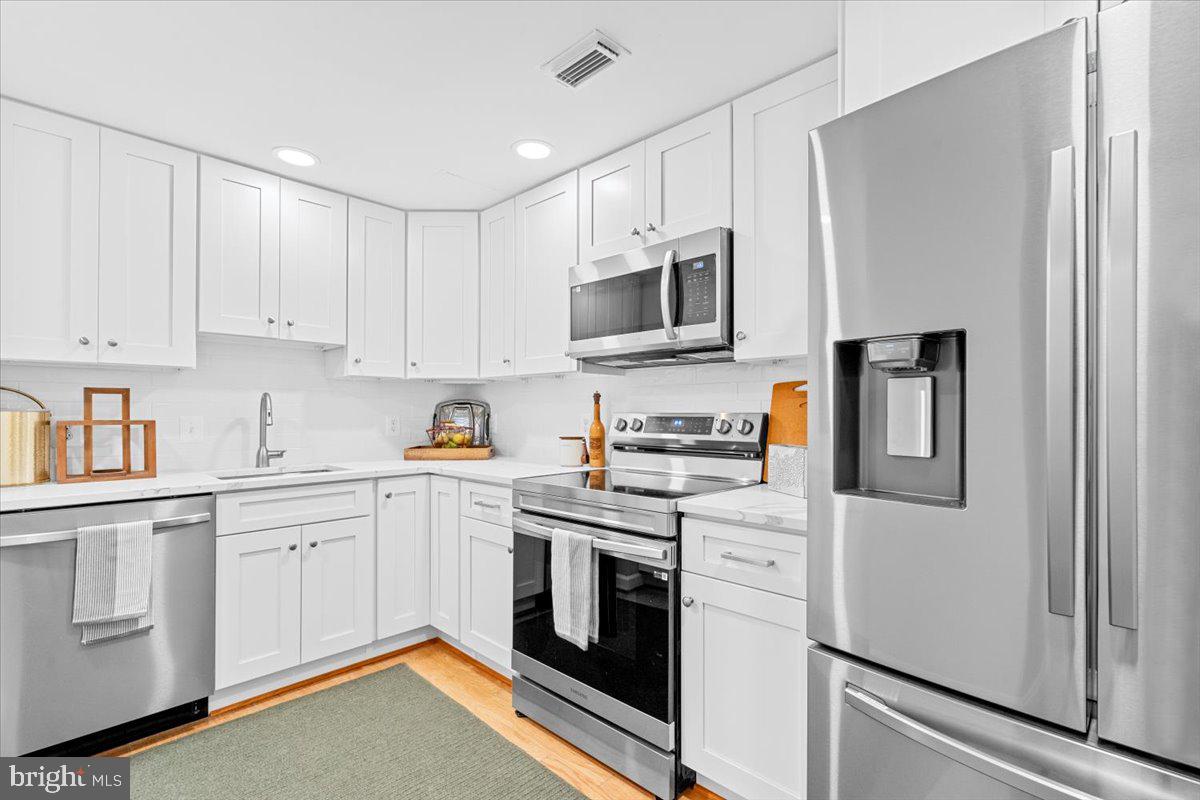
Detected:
left=886, top=377, right=933, bottom=458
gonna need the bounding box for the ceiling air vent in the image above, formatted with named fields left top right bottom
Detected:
left=542, top=29, right=629, bottom=89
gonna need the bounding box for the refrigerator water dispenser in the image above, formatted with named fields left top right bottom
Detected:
left=832, top=331, right=965, bottom=508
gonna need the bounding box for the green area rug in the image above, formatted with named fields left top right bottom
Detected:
left=131, top=664, right=585, bottom=800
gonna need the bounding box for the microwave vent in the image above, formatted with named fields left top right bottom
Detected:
left=543, top=29, right=629, bottom=89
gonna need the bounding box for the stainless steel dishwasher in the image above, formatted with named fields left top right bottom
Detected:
left=0, top=494, right=215, bottom=756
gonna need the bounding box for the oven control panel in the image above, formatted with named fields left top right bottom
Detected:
left=611, top=411, right=768, bottom=448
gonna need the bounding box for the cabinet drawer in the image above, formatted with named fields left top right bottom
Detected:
left=459, top=480, right=513, bottom=527
left=682, top=518, right=806, bottom=599
left=216, top=481, right=373, bottom=536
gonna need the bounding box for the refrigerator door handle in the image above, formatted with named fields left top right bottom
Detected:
left=1045, top=146, right=1076, bottom=617
left=844, top=685, right=1101, bottom=800
left=1105, top=130, right=1139, bottom=630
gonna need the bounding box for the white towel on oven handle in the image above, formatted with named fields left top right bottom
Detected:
left=550, top=527, right=598, bottom=650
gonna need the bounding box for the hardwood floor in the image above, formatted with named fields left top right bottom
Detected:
left=106, top=639, right=722, bottom=800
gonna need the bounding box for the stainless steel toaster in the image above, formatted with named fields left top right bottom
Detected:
left=431, top=399, right=491, bottom=447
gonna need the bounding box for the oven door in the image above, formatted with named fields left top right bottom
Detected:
left=568, top=227, right=730, bottom=360
left=511, top=510, right=678, bottom=752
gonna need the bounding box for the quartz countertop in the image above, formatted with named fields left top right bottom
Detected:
left=677, top=483, right=807, bottom=533
left=0, top=457, right=577, bottom=513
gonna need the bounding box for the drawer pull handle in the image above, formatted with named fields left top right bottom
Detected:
left=720, top=551, right=775, bottom=568
left=473, top=500, right=502, bottom=510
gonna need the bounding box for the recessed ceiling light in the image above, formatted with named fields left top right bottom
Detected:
left=273, top=146, right=319, bottom=167
left=513, top=140, right=553, bottom=160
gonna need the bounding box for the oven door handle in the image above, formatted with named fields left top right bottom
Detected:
left=660, top=249, right=678, bottom=341
left=512, top=516, right=667, bottom=560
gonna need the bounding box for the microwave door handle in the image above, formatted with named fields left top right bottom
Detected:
left=660, top=249, right=678, bottom=340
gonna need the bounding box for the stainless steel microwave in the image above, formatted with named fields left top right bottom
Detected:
left=567, top=227, right=732, bottom=368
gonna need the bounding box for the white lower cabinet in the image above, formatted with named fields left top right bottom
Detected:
left=216, top=526, right=302, bottom=690
left=376, top=476, right=430, bottom=638
left=299, top=516, right=375, bottom=663
left=459, top=516, right=513, bottom=669
left=429, top=476, right=461, bottom=637
left=681, top=571, right=808, bottom=800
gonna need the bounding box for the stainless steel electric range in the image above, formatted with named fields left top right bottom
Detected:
left=510, top=410, right=768, bottom=799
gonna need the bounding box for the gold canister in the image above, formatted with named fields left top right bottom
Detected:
left=1, top=386, right=52, bottom=486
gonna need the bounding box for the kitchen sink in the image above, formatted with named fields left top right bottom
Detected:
left=210, top=465, right=349, bottom=481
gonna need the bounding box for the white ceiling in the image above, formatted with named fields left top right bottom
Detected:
left=0, top=0, right=837, bottom=210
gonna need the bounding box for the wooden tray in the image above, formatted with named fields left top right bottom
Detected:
left=404, top=445, right=494, bottom=461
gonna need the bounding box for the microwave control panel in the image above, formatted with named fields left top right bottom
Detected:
left=678, top=255, right=717, bottom=324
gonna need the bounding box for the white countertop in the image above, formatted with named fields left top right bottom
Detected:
left=677, top=483, right=807, bottom=533
left=0, top=457, right=577, bottom=513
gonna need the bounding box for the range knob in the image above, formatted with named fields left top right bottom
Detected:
left=716, top=419, right=733, bottom=435
left=614, top=418, right=628, bottom=432
left=737, top=419, right=755, bottom=435
left=630, top=418, right=644, bottom=432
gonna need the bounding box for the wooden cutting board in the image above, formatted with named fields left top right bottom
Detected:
left=763, top=380, right=808, bottom=481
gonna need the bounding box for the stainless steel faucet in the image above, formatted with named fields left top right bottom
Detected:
left=256, top=392, right=286, bottom=468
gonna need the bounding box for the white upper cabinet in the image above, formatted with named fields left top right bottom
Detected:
left=732, top=58, right=838, bottom=363
left=644, top=104, right=732, bottom=243
left=406, top=212, right=479, bottom=379
left=578, top=142, right=646, bottom=262
left=840, top=0, right=1097, bottom=113
left=199, top=157, right=281, bottom=338
left=479, top=200, right=516, bottom=378
left=280, top=180, right=347, bottom=345
left=514, top=172, right=578, bottom=376
left=1, top=99, right=99, bottom=364
left=98, top=129, right=197, bottom=367
left=339, top=199, right=405, bottom=377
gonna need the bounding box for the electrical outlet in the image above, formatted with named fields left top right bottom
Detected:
left=384, top=416, right=401, bottom=437
left=179, top=416, right=204, bottom=443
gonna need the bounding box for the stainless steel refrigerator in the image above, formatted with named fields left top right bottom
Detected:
left=807, top=3, right=1199, bottom=798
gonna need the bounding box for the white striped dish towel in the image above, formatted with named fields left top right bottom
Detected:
left=550, top=528, right=598, bottom=650
left=72, top=520, right=154, bottom=645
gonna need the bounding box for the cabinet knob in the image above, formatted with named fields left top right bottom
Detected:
left=384, top=491, right=394, bottom=499
left=78, top=336, right=90, bottom=346
left=106, top=339, right=118, bottom=347
left=288, top=543, right=297, bottom=551
left=502, top=358, right=511, bottom=365
left=735, top=330, right=747, bottom=341
left=682, top=596, right=694, bottom=608
left=267, top=316, right=276, bottom=324
left=354, top=357, right=362, bottom=364
left=410, top=361, right=417, bottom=367
left=286, top=319, right=295, bottom=327
left=309, top=541, right=318, bottom=548
left=646, top=222, right=657, bottom=232
left=507, top=546, right=514, bottom=554
left=630, top=227, right=641, bottom=237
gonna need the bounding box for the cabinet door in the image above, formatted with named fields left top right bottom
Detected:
left=429, top=476, right=460, bottom=637
left=644, top=105, right=732, bottom=243
left=344, top=199, right=405, bottom=377
left=98, top=129, right=197, bottom=367
left=280, top=180, right=347, bottom=345
left=514, top=172, right=578, bottom=376
left=0, top=99, right=99, bottom=363
left=406, top=212, right=479, bottom=379
left=732, top=59, right=838, bottom=363
left=479, top=199, right=516, bottom=378
left=681, top=572, right=807, bottom=800
left=376, top=476, right=429, bottom=639
left=578, top=142, right=646, bottom=261
left=199, top=157, right=280, bottom=338
left=215, top=526, right=302, bottom=689
left=459, top=517, right=513, bottom=670
left=840, top=1, right=1089, bottom=113
left=300, top=516, right=374, bottom=663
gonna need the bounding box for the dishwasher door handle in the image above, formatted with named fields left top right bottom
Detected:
left=0, top=513, right=212, bottom=548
